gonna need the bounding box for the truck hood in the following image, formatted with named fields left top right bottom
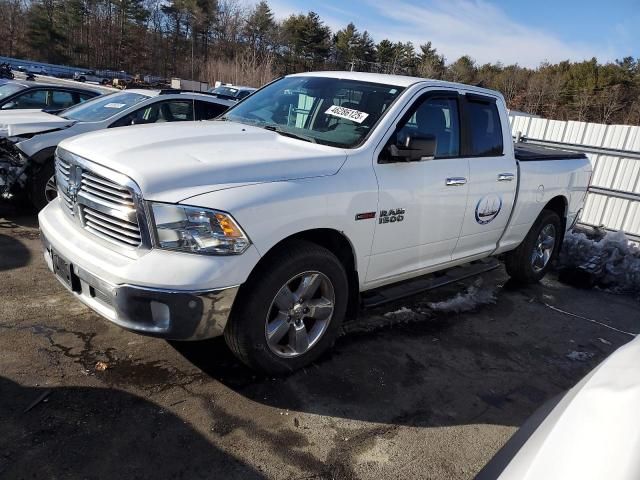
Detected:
left=0, top=110, right=75, bottom=137
left=59, top=121, right=348, bottom=202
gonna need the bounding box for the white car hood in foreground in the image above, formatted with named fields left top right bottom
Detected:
left=498, top=335, right=640, bottom=480
left=0, top=110, right=75, bottom=137
left=59, top=121, right=348, bottom=202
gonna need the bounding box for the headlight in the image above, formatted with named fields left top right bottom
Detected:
left=150, top=203, right=250, bottom=255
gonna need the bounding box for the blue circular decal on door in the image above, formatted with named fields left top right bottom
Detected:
left=475, top=194, right=503, bottom=225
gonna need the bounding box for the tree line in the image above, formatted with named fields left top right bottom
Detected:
left=1, top=0, right=639, bottom=125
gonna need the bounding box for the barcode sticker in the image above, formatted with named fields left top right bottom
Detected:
left=325, top=105, right=369, bottom=124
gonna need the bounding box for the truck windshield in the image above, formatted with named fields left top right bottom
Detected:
left=222, top=77, right=404, bottom=148
left=59, top=92, right=150, bottom=122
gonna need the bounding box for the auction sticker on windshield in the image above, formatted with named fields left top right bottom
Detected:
left=325, top=105, right=369, bottom=124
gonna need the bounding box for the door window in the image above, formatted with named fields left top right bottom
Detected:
left=110, top=100, right=194, bottom=127
left=466, top=100, right=503, bottom=156
left=394, top=97, right=460, bottom=158
left=50, top=90, right=75, bottom=109
left=11, top=90, right=48, bottom=109
left=196, top=101, right=228, bottom=120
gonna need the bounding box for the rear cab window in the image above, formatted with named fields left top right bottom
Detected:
left=466, top=97, right=503, bottom=156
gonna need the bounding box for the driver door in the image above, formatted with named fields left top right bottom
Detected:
left=366, top=91, right=470, bottom=285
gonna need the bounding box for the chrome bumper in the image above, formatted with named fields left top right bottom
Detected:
left=41, top=233, right=238, bottom=340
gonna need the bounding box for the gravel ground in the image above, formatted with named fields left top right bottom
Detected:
left=1, top=204, right=638, bottom=479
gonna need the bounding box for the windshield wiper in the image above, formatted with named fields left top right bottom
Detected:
left=263, top=125, right=316, bottom=143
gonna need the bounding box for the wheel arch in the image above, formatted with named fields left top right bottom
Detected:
left=543, top=195, right=568, bottom=231
left=251, top=228, right=360, bottom=320
left=30, top=146, right=57, bottom=165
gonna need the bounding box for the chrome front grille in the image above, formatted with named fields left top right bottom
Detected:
left=55, top=151, right=145, bottom=249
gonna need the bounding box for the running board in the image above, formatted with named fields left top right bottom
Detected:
left=361, top=258, right=501, bottom=308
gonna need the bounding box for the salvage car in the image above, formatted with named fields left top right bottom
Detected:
left=1, top=89, right=234, bottom=209
left=38, top=72, right=592, bottom=373
left=0, top=81, right=101, bottom=113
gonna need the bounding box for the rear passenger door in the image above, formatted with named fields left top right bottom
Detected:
left=452, top=94, right=517, bottom=260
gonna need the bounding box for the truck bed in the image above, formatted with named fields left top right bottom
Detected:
left=514, top=143, right=587, bottom=161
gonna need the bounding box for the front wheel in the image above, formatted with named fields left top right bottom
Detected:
left=30, top=161, right=57, bottom=211
left=224, top=240, right=348, bottom=374
left=505, top=209, right=563, bottom=283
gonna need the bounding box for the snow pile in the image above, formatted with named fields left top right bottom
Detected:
left=382, top=306, right=424, bottom=322
left=427, top=280, right=497, bottom=313
left=559, top=230, right=640, bottom=294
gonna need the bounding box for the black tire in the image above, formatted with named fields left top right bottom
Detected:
left=505, top=209, right=563, bottom=284
left=29, top=161, right=56, bottom=211
left=79, top=76, right=86, bottom=82
left=224, top=240, right=349, bottom=374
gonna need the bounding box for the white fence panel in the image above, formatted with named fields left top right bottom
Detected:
left=509, top=114, right=640, bottom=241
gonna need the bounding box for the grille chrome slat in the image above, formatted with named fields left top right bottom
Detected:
left=82, top=172, right=131, bottom=195
left=55, top=153, right=144, bottom=249
left=82, top=207, right=140, bottom=232
left=81, top=185, right=136, bottom=207
left=84, top=218, right=141, bottom=242
left=83, top=210, right=142, bottom=239
left=85, top=224, right=141, bottom=247
left=81, top=178, right=135, bottom=201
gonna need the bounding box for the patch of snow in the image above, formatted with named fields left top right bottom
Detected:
left=559, top=230, right=640, bottom=294
left=598, top=338, right=612, bottom=345
left=383, top=307, right=414, bottom=318
left=427, top=280, right=496, bottom=313
left=566, top=350, right=594, bottom=362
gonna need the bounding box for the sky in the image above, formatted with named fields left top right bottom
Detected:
left=264, top=0, right=640, bottom=68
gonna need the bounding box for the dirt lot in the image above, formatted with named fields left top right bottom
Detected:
left=1, top=205, right=638, bottom=480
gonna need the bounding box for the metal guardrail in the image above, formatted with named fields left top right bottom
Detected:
left=517, top=135, right=640, bottom=242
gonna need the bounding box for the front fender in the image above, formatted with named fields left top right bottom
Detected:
left=181, top=174, right=379, bottom=288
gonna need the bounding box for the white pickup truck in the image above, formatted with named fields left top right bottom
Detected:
left=39, top=72, right=592, bottom=373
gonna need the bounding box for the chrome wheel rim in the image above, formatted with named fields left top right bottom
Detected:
left=44, top=175, right=58, bottom=203
left=531, top=224, right=556, bottom=273
left=265, top=271, right=335, bottom=358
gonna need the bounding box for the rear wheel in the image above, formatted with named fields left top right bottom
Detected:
left=505, top=209, right=563, bottom=283
left=224, top=240, right=348, bottom=374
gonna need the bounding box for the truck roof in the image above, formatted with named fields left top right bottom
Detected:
left=289, top=71, right=504, bottom=100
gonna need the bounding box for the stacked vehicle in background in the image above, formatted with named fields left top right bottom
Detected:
left=0, top=81, right=101, bottom=114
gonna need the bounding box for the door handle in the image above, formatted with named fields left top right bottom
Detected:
left=445, top=177, right=467, bottom=186
left=498, top=173, right=515, bottom=182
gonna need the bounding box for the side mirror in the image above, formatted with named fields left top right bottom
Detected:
left=387, top=135, right=436, bottom=162
left=1, top=101, right=16, bottom=110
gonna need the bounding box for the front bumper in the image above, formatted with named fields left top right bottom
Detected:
left=38, top=201, right=256, bottom=340
left=41, top=232, right=238, bottom=340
